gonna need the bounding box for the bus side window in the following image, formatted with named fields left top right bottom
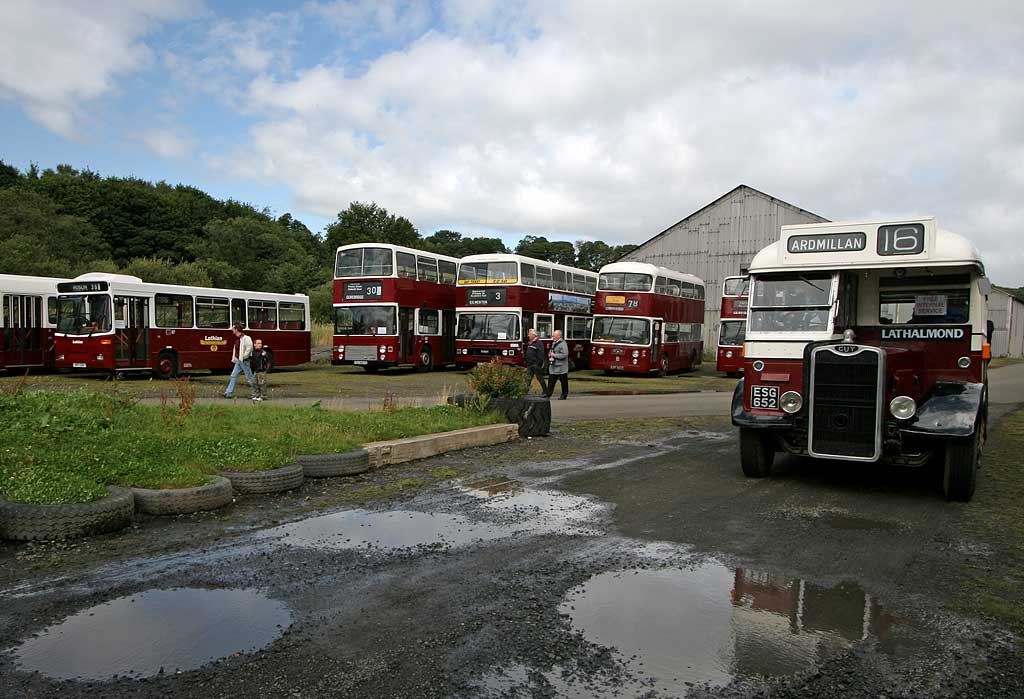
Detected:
left=279, top=302, right=306, bottom=330
left=536, top=266, right=552, bottom=288
left=417, top=256, right=439, bottom=283
left=521, top=263, right=536, bottom=286
left=396, top=252, right=417, bottom=279
left=196, top=297, right=230, bottom=329
left=586, top=275, right=597, bottom=296
left=248, top=300, right=277, bottom=329
left=47, top=297, right=58, bottom=325
left=552, top=269, right=567, bottom=291
left=438, top=260, right=457, bottom=285
left=232, top=299, right=246, bottom=328
left=155, top=294, right=194, bottom=328
left=664, top=323, right=680, bottom=343
left=536, top=314, right=554, bottom=338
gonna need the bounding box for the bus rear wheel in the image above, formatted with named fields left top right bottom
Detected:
left=739, top=428, right=774, bottom=478
left=416, top=348, right=433, bottom=373
left=155, top=351, right=178, bottom=380
left=264, top=349, right=275, bottom=372
left=943, top=417, right=983, bottom=502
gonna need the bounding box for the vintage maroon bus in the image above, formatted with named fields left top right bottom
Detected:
left=589, top=262, right=705, bottom=376
left=732, top=218, right=991, bottom=501
left=717, top=275, right=749, bottom=376
left=454, top=254, right=597, bottom=369
left=332, top=244, right=458, bottom=372
left=54, top=274, right=310, bottom=378
left=1, top=274, right=65, bottom=372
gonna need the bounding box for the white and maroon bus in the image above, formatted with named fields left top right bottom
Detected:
left=732, top=218, right=991, bottom=501
left=332, top=244, right=458, bottom=372
left=54, top=274, right=311, bottom=378
left=1, top=274, right=65, bottom=372
left=589, top=262, right=705, bottom=375
left=717, top=275, right=749, bottom=376
left=454, top=254, right=597, bottom=369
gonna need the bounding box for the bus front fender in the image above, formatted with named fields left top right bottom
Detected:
left=730, top=377, right=792, bottom=429
left=900, top=382, right=986, bottom=439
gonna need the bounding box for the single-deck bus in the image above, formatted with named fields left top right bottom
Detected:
left=455, top=254, right=597, bottom=368
left=732, top=217, right=991, bottom=502
left=717, top=275, right=749, bottom=376
left=54, top=274, right=310, bottom=378
left=1, top=274, right=66, bottom=372
left=332, top=244, right=458, bottom=372
left=589, top=262, right=705, bottom=375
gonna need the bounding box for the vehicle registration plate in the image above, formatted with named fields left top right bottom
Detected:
left=354, top=360, right=368, bottom=365
left=751, top=385, right=779, bottom=409
left=609, top=365, right=623, bottom=370
left=73, top=362, right=87, bottom=368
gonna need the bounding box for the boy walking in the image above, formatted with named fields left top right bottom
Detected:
left=223, top=322, right=255, bottom=399
left=249, top=338, right=271, bottom=402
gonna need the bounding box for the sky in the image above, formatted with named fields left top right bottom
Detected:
left=1, top=0, right=1022, bottom=285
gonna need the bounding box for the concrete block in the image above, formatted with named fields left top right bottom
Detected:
left=364, top=424, right=518, bottom=468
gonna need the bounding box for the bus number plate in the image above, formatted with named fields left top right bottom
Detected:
left=354, top=360, right=368, bottom=365
left=73, top=362, right=87, bottom=368
left=751, top=385, right=779, bottom=409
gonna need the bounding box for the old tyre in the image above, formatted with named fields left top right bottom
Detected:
left=131, top=476, right=233, bottom=515
left=0, top=487, right=135, bottom=541
left=739, top=428, right=774, bottom=478
left=416, top=347, right=434, bottom=373
left=943, top=418, right=982, bottom=502
left=297, top=450, right=371, bottom=478
left=221, top=463, right=304, bottom=495
left=155, top=351, right=178, bottom=380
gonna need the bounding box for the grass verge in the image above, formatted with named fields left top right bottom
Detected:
left=0, top=389, right=500, bottom=505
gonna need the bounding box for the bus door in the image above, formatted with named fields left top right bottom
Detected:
left=442, top=310, right=455, bottom=361
left=399, top=307, right=414, bottom=361
left=3, top=295, right=44, bottom=367
left=114, top=296, right=150, bottom=367
left=652, top=320, right=662, bottom=360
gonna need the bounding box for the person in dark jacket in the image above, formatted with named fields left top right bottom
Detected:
left=544, top=330, right=570, bottom=400
left=249, top=338, right=271, bottom=402
left=524, top=328, right=546, bottom=393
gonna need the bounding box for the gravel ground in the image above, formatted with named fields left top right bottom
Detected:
left=1, top=415, right=1022, bottom=698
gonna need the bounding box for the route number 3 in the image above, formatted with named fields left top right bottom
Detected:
left=877, top=224, right=925, bottom=256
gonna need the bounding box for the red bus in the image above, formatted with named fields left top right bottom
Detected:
left=589, top=262, right=705, bottom=375
left=454, top=254, right=597, bottom=369
left=54, top=274, right=310, bottom=378
left=717, top=275, right=749, bottom=376
left=332, top=244, right=458, bottom=372
left=1, top=274, right=65, bottom=372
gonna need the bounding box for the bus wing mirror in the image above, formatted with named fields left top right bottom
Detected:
left=987, top=319, right=995, bottom=343
left=978, top=277, right=993, bottom=296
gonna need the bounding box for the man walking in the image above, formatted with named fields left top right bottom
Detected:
left=524, top=328, right=546, bottom=393
left=223, top=322, right=255, bottom=399
left=544, top=329, right=570, bottom=400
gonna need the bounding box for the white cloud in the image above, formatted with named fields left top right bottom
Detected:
left=0, top=0, right=196, bottom=138
left=305, top=0, right=433, bottom=44
left=215, top=1, right=1024, bottom=284
left=134, top=126, right=195, bottom=158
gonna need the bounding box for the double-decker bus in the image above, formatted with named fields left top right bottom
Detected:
left=732, top=217, right=991, bottom=501
left=454, top=254, right=597, bottom=368
left=589, top=262, right=705, bottom=375
left=332, top=244, right=458, bottom=372
left=1, top=274, right=65, bottom=372
left=717, top=275, right=749, bottom=376
left=54, top=274, right=310, bottom=378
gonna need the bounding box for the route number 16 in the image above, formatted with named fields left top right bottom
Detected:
left=877, top=223, right=925, bottom=256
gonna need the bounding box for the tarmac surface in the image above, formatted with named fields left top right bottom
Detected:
left=1, top=365, right=1022, bottom=698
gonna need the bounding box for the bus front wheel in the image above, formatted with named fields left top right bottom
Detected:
left=155, top=351, right=178, bottom=380
left=417, top=348, right=433, bottom=372
left=943, top=417, right=983, bottom=502
left=739, top=428, right=774, bottom=478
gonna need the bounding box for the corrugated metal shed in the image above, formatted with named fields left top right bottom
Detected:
left=620, top=185, right=828, bottom=349
left=989, top=289, right=1024, bottom=358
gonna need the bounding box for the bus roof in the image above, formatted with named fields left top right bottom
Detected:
left=68, top=273, right=310, bottom=302
left=0, top=274, right=68, bottom=294
left=459, top=253, right=598, bottom=278
left=750, top=217, right=984, bottom=274
left=335, top=243, right=459, bottom=264
left=597, top=261, right=704, bottom=287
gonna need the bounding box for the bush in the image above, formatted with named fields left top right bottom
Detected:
left=467, top=359, right=528, bottom=400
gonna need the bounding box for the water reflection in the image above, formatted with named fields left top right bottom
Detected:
left=11, top=588, right=291, bottom=681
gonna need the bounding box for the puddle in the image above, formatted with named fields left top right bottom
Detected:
left=257, top=489, right=605, bottom=552
left=556, top=563, right=893, bottom=694
left=10, top=588, right=291, bottom=681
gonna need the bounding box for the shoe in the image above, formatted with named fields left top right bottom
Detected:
left=557, top=396, right=567, bottom=400
left=223, top=394, right=232, bottom=399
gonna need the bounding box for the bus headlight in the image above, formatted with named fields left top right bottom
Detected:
left=501, top=350, right=508, bottom=356
left=632, top=350, right=639, bottom=357
left=780, top=391, right=803, bottom=414
left=379, top=345, right=386, bottom=352
left=889, top=396, right=917, bottom=420
left=725, top=350, right=733, bottom=359
left=597, top=348, right=605, bottom=356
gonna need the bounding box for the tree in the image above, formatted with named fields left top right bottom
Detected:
left=574, top=241, right=639, bottom=271
left=120, top=258, right=213, bottom=287
left=0, top=188, right=108, bottom=276
left=515, top=235, right=575, bottom=266
left=0, top=160, right=20, bottom=189
left=324, top=202, right=419, bottom=253
left=196, top=217, right=321, bottom=293
left=421, top=229, right=510, bottom=257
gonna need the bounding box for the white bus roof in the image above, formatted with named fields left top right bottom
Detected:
left=598, top=261, right=704, bottom=287
left=750, top=217, right=984, bottom=274
left=0, top=274, right=68, bottom=294
left=68, top=273, right=309, bottom=303
left=459, top=253, right=598, bottom=277
left=335, top=243, right=459, bottom=264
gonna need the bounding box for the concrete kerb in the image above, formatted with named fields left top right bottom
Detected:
left=364, top=423, right=519, bottom=469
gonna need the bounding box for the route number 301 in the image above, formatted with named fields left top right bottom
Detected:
left=877, top=223, right=925, bottom=256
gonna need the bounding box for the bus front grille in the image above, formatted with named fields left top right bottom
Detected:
left=343, top=345, right=379, bottom=361
left=808, top=346, right=883, bottom=461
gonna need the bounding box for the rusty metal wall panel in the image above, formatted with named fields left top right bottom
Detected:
left=622, top=187, right=826, bottom=350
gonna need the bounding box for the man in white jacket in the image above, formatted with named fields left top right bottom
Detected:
left=223, top=322, right=256, bottom=399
